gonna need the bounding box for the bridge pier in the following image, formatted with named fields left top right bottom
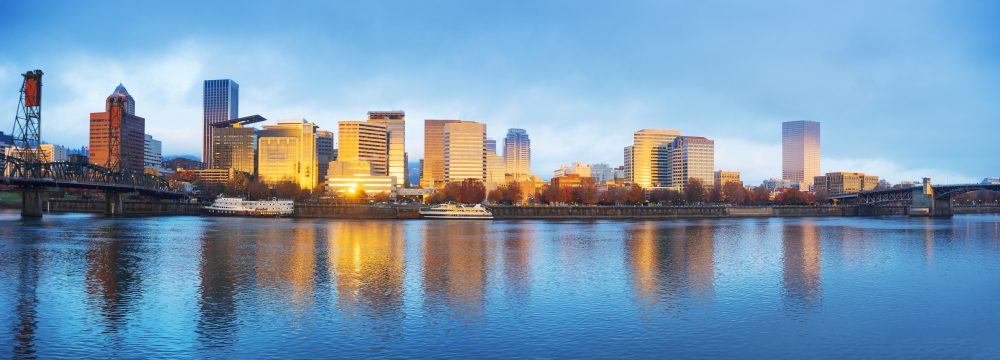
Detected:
left=20, top=190, right=44, bottom=218
left=105, top=192, right=126, bottom=216
left=932, top=196, right=954, bottom=217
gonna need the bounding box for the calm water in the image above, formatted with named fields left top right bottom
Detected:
left=1, top=210, right=999, bottom=359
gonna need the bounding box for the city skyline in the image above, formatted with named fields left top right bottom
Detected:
left=1, top=1, right=998, bottom=183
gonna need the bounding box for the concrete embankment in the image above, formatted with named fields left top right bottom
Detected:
left=488, top=205, right=885, bottom=219
left=39, top=200, right=1000, bottom=219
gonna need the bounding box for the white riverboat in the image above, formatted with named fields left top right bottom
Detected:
left=205, top=197, right=294, bottom=217
left=419, top=203, right=494, bottom=220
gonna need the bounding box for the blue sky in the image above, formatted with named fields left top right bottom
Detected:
left=1, top=0, right=997, bottom=183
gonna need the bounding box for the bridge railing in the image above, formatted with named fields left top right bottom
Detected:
left=1, top=153, right=176, bottom=194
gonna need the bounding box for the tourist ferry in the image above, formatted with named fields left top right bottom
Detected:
left=205, top=196, right=295, bottom=217
left=419, top=203, right=494, bottom=220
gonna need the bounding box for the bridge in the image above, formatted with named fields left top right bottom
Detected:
left=1, top=69, right=184, bottom=217
left=830, top=178, right=1000, bottom=217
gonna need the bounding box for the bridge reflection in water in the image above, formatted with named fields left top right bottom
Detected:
left=3, top=215, right=1000, bottom=357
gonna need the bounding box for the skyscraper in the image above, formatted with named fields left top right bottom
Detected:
left=143, top=134, right=162, bottom=171
left=422, top=119, right=461, bottom=188
left=203, top=79, right=239, bottom=167
left=367, top=111, right=406, bottom=188
left=316, top=130, right=335, bottom=183
left=630, top=129, right=680, bottom=188
left=337, top=121, right=388, bottom=176
left=89, top=84, right=145, bottom=173
left=444, top=121, right=486, bottom=183
left=212, top=124, right=256, bottom=175
left=668, top=136, right=715, bottom=190
left=503, top=128, right=531, bottom=180
left=257, top=119, right=318, bottom=190
left=485, top=138, right=504, bottom=189
left=782, top=120, right=820, bottom=189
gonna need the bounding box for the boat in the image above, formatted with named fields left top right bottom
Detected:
left=205, top=196, right=294, bottom=217
left=419, top=203, right=494, bottom=219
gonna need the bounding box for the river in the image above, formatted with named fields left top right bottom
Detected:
left=1, top=210, right=999, bottom=358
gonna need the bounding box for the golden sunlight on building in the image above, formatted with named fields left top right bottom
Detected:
left=257, top=119, right=319, bottom=190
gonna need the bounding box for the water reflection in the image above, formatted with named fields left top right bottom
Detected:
left=423, top=222, right=489, bottom=321
left=256, top=225, right=317, bottom=310
left=12, top=238, right=41, bottom=358
left=84, top=222, right=144, bottom=333
left=328, top=222, right=406, bottom=330
left=500, top=224, right=534, bottom=299
left=781, top=220, right=822, bottom=311
left=626, top=221, right=715, bottom=312
left=197, top=224, right=249, bottom=348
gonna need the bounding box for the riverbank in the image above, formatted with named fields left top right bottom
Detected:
left=36, top=199, right=1000, bottom=219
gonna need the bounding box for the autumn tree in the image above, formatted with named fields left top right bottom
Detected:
left=722, top=182, right=748, bottom=204
left=224, top=172, right=251, bottom=196
left=684, top=178, right=707, bottom=204
left=274, top=181, right=301, bottom=199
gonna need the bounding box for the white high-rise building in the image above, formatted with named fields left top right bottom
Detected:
left=630, top=129, right=680, bottom=188
left=367, top=111, right=406, bottom=188
left=503, top=128, right=531, bottom=180
left=143, top=134, right=162, bottom=171
left=782, top=120, right=821, bottom=189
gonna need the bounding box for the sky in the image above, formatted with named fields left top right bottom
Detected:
left=0, top=0, right=997, bottom=184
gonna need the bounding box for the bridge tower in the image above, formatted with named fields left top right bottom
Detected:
left=103, top=96, right=128, bottom=216
left=9, top=70, right=45, bottom=217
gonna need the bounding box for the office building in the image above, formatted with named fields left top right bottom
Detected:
left=782, top=120, right=820, bottom=189
left=326, top=160, right=397, bottom=196
left=813, top=172, right=878, bottom=196
left=338, top=121, right=388, bottom=176
left=211, top=115, right=264, bottom=175
left=714, top=170, right=741, bottom=189
left=177, top=168, right=239, bottom=184
left=553, top=162, right=592, bottom=178
left=486, top=141, right=505, bottom=190
left=590, top=163, right=613, bottom=184
left=624, top=146, right=633, bottom=183
left=163, top=157, right=205, bottom=171
left=143, top=135, right=161, bottom=170
left=316, top=130, right=335, bottom=183
left=668, top=136, right=715, bottom=190
left=551, top=173, right=597, bottom=189
left=89, top=84, right=145, bottom=173
left=444, top=121, right=486, bottom=183
left=630, top=129, right=680, bottom=188
left=503, top=128, right=531, bottom=180
left=257, top=119, right=318, bottom=190
left=203, top=79, right=239, bottom=167
left=368, top=111, right=406, bottom=188
left=422, top=120, right=462, bottom=188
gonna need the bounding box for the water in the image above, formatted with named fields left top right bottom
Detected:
left=1, top=210, right=999, bottom=359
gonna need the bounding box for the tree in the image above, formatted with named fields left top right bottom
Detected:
left=813, top=189, right=828, bottom=204
left=775, top=188, right=813, bottom=205
left=457, top=178, right=486, bottom=204
left=274, top=181, right=300, bottom=199
left=502, top=182, right=524, bottom=204
left=197, top=181, right=224, bottom=199
left=573, top=186, right=599, bottom=205
left=749, top=186, right=772, bottom=204
left=224, top=172, right=251, bottom=196
left=684, top=178, right=707, bottom=204
left=649, top=188, right=683, bottom=205
left=709, top=186, right=722, bottom=203
left=625, top=185, right=645, bottom=204
left=722, top=182, right=748, bottom=204
left=487, top=188, right=504, bottom=204
left=247, top=180, right=270, bottom=200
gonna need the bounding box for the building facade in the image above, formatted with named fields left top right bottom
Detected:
left=668, top=136, right=715, bottom=190
left=444, top=121, right=486, bottom=183
left=316, top=130, right=335, bottom=184
left=553, top=162, right=592, bottom=178
left=326, top=160, right=397, bottom=196
left=630, top=129, right=680, bottom=188
left=203, top=79, right=239, bottom=167
left=486, top=145, right=505, bottom=190
left=367, top=111, right=406, bottom=188
left=503, top=128, right=531, bottom=180
left=257, top=119, right=318, bottom=190
left=143, top=135, right=162, bottom=171
left=714, top=170, right=741, bottom=189
left=421, top=120, right=462, bottom=188
left=211, top=124, right=256, bottom=175
left=782, top=120, right=821, bottom=189
left=813, top=172, right=878, bottom=196
left=89, top=85, right=146, bottom=173
left=338, top=121, right=388, bottom=176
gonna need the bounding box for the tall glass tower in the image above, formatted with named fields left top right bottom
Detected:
left=203, top=79, right=239, bottom=167
left=503, top=128, right=531, bottom=180
left=782, top=120, right=821, bottom=189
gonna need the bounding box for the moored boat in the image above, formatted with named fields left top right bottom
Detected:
left=419, top=203, right=493, bottom=219
left=205, top=196, right=294, bottom=217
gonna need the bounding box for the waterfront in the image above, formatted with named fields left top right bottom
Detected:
left=1, top=210, right=999, bottom=358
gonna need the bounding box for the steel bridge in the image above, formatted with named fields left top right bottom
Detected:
left=829, top=179, right=1000, bottom=216
left=2, top=69, right=184, bottom=217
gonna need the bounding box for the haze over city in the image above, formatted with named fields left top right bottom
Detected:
left=1, top=1, right=997, bottom=183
